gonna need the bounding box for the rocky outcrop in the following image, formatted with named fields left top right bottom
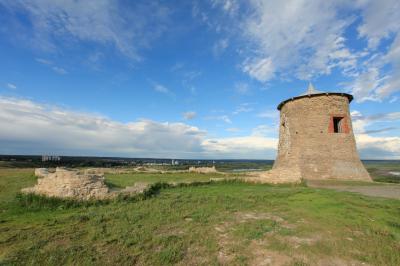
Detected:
left=23, top=167, right=110, bottom=200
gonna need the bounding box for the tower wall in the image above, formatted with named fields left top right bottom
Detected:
left=273, top=94, right=371, bottom=181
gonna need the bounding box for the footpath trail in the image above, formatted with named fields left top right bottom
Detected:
left=307, top=180, right=400, bottom=199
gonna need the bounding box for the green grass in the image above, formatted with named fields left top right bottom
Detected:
left=0, top=168, right=399, bottom=265
left=365, top=162, right=400, bottom=183
left=105, top=172, right=236, bottom=188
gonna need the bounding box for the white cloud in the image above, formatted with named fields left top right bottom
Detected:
left=35, top=58, right=52, bottom=65
left=234, top=82, right=250, bottom=95
left=205, top=1, right=399, bottom=100
left=0, top=96, right=204, bottom=157
left=240, top=0, right=353, bottom=82
left=205, top=115, right=232, bottom=124
left=356, top=134, right=400, bottom=159
left=350, top=109, right=400, bottom=158
left=346, top=67, right=383, bottom=102
left=153, top=83, right=169, bottom=94
left=202, top=136, right=277, bottom=159
left=52, top=66, right=68, bottom=75
left=356, top=0, right=400, bottom=49
left=183, top=111, right=197, bottom=120
left=346, top=34, right=400, bottom=102
left=211, top=0, right=239, bottom=16
left=0, top=96, right=279, bottom=159
left=351, top=110, right=400, bottom=134
left=257, top=109, right=279, bottom=120
left=0, top=96, right=398, bottom=159
left=326, top=0, right=400, bottom=101
left=2, top=0, right=170, bottom=60
left=213, top=38, right=229, bottom=56
left=233, top=103, right=253, bottom=115
left=226, top=127, right=240, bottom=132
left=35, top=57, right=68, bottom=75
left=251, top=125, right=276, bottom=137
left=6, top=83, right=17, bottom=90
left=242, top=57, right=274, bottom=82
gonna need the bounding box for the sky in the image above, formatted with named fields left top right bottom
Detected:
left=0, top=0, right=399, bottom=159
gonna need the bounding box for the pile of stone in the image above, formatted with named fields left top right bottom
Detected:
left=22, top=167, right=110, bottom=200
left=188, top=166, right=218, bottom=174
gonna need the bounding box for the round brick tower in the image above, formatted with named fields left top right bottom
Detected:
left=272, top=84, right=371, bottom=181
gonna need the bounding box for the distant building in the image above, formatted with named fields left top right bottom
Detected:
left=171, top=159, right=179, bottom=165
left=42, top=155, right=61, bottom=162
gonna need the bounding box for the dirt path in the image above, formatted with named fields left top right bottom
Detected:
left=307, top=180, right=400, bottom=200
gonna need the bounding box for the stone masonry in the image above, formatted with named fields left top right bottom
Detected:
left=188, top=166, right=218, bottom=174
left=249, top=84, right=371, bottom=183
left=23, top=167, right=110, bottom=200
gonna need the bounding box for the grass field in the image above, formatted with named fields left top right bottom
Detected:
left=0, top=167, right=400, bottom=265
left=364, top=161, right=400, bottom=183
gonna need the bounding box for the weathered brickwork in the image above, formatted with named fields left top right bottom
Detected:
left=273, top=94, right=371, bottom=181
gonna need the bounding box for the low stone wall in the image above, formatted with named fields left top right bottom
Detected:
left=245, top=169, right=302, bottom=184
left=23, top=167, right=110, bottom=200
left=188, top=166, right=218, bottom=174
left=23, top=167, right=303, bottom=201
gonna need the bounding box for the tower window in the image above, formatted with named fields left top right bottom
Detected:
left=333, top=117, right=344, bottom=133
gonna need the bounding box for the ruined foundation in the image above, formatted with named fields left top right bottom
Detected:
left=23, top=167, right=110, bottom=200
left=189, top=166, right=218, bottom=174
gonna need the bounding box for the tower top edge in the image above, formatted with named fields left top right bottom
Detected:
left=277, top=92, right=354, bottom=110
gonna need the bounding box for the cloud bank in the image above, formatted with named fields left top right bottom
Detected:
left=1, top=96, right=398, bottom=159
left=0, top=97, right=277, bottom=159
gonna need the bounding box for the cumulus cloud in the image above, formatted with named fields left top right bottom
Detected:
left=6, top=83, right=17, bottom=90
left=0, top=96, right=279, bottom=159
left=351, top=109, right=400, bottom=159
left=356, top=134, right=400, bottom=159
left=0, top=96, right=207, bottom=157
left=1, top=0, right=170, bottom=60
left=0, top=96, right=397, bottom=159
left=202, top=136, right=277, bottom=159
left=183, top=111, right=197, bottom=120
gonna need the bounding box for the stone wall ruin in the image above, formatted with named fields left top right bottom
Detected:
left=23, top=167, right=110, bottom=200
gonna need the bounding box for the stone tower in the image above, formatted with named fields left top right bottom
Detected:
left=271, top=83, right=371, bottom=181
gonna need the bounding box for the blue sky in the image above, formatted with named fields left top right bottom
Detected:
left=0, top=0, right=399, bottom=159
